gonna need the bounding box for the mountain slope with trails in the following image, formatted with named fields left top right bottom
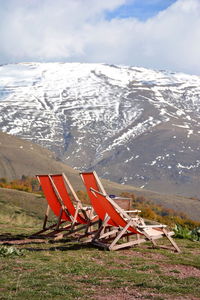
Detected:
left=0, top=131, right=200, bottom=221
left=0, top=62, right=200, bottom=197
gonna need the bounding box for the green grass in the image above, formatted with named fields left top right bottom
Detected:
left=0, top=191, right=200, bottom=299
left=1, top=233, right=200, bottom=299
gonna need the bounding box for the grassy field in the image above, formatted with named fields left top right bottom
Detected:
left=0, top=189, right=200, bottom=300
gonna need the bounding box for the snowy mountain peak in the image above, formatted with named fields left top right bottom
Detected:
left=0, top=62, right=200, bottom=197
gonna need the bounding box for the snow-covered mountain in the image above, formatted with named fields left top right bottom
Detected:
left=0, top=62, right=200, bottom=197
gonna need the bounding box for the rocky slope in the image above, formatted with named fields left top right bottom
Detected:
left=0, top=62, right=200, bottom=197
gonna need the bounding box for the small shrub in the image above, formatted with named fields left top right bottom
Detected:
left=174, top=224, right=200, bottom=241
left=0, top=245, right=24, bottom=257
left=191, top=227, right=200, bottom=241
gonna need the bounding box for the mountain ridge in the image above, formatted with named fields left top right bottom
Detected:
left=0, top=62, right=200, bottom=197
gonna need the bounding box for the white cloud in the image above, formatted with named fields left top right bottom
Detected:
left=0, top=0, right=200, bottom=75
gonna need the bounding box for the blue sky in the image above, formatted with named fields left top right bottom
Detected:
left=107, top=0, right=177, bottom=21
left=0, top=0, right=200, bottom=75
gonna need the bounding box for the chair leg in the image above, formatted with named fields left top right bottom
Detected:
left=109, top=221, right=132, bottom=250
left=163, top=228, right=181, bottom=253
left=56, top=208, right=63, bottom=230
left=43, top=205, right=50, bottom=229
left=92, top=216, right=110, bottom=241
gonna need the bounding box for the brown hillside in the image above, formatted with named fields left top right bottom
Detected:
left=0, top=131, right=78, bottom=181
left=0, top=131, right=200, bottom=221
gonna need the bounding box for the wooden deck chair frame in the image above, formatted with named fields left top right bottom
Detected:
left=48, top=173, right=99, bottom=240
left=80, top=171, right=145, bottom=245
left=31, top=174, right=73, bottom=237
left=32, top=173, right=99, bottom=239
left=90, top=189, right=180, bottom=252
left=80, top=171, right=180, bottom=252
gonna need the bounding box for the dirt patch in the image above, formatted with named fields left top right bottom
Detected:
left=0, top=238, right=47, bottom=245
left=94, top=287, right=152, bottom=300
left=121, top=249, right=167, bottom=261
left=143, top=252, right=169, bottom=261
left=90, top=257, right=105, bottom=265
left=190, top=249, right=200, bottom=255
left=94, top=287, right=200, bottom=300
left=161, top=263, right=200, bottom=279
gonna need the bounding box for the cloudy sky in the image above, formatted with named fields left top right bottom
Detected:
left=0, top=0, right=200, bottom=75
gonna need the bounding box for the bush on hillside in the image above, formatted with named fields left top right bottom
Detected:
left=0, top=176, right=40, bottom=193
left=174, top=224, right=200, bottom=241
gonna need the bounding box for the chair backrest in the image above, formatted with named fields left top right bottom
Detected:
left=80, top=172, right=120, bottom=227
left=49, top=174, right=87, bottom=224
left=80, top=172, right=108, bottom=220
left=91, top=189, right=139, bottom=234
left=36, top=175, right=70, bottom=221
left=80, top=171, right=140, bottom=233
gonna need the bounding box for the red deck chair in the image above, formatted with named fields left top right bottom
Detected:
left=49, top=173, right=99, bottom=239
left=31, top=174, right=72, bottom=237
left=89, top=189, right=180, bottom=252
left=80, top=171, right=140, bottom=226
left=80, top=172, right=180, bottom=252
left=80, top=171, right=145, bottom=243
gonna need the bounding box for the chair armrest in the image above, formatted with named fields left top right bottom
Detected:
left=112, top=196, right=132, bottom=200
left=138, top=224, right=167, bottom=229
left=82, top=206, right=92, bottom=211
left=125, top=210, right=141, bottom=213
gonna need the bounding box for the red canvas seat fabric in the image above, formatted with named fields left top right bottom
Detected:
left=50, top=174, right=87, bottom=224
left=80, top=172, right=117, bottom=227
left=33, top=173, right=98, bottom=239
left=37, top=175, right=70, bottom=222
left=91, top=189, right=140, bottom=234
